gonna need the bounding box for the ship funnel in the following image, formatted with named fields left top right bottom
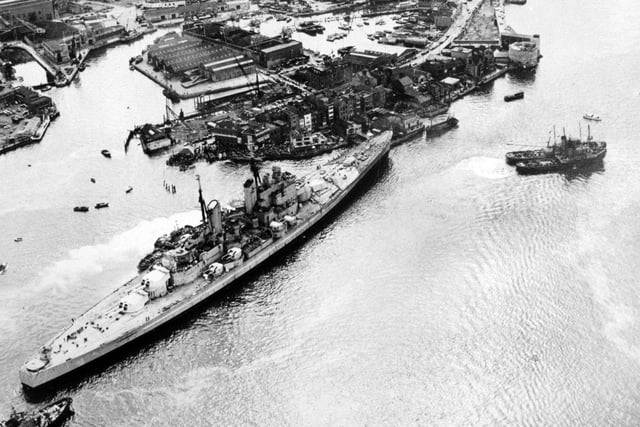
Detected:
left=244, top=178, right=257, bottom=214
left=207, top=200, right=222, bottom=235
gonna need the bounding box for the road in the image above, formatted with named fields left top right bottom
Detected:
left=263, top=69, right=314, bottom=94
left=407, top=0, right=486, bottom=67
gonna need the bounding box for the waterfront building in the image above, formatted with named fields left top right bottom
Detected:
left=449, top=46, right=472, bottom=61
left=217, top=0, right=250, bottom=12
left=420, top=56, right=465, bottom=79
left=241, top=122, right=270, bottom=152
left=0, top=0, right=54, bottom=22
left=85, top=21, right=125, bottom=47
left=254, top=40, right=302, bottom=68
left=290, top=132, right=329, bottom=150
left=344, top=50, right=397, bottom=72
left=1, top=86, right=52, bottom=114
left=143, top=1, right=218, bottom=23
left=65, top=1, right=92, bottom=14
left=42, top=38, right=71, bottom=63
left=508, top=41, right=539, bottom=68
left=139, top=124, right=173, bottom=154
left=140, top=0, right=186, bottom=10
left=500, top=29, right=540, bottom=50
left=199, top=55, right=255, bottom=82
left=206, top=119, right=243, bottom=145
left=147, top=34, right=253, bottom=80
left=295, top=60, right=353, bottom=90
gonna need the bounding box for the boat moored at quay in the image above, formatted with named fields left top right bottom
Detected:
left=19, top=130, right=392, bottom=389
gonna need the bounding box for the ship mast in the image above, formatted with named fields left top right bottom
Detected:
left=250, top=157, right=261, bottom=186
left=196, top=175, right=207, bottom=225
left=579, top=121, right=582, bottom=141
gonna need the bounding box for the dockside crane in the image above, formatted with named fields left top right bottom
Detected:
left=219, top=27, right=261, bottom=98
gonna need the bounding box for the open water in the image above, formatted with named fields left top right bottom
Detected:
left=2, top=0, right=640, bottom=425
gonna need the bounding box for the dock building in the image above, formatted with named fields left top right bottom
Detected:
left=147, top=34, right=254, bottom=80
left=253, top=39, right=302, bottom=68
left=344, top=50, right=397, bottom=71
left=508, top=41, right=538, bottom=68
left=0, top=0, right=54, bottom=22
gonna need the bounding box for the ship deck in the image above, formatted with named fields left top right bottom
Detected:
left=23, top=131, right=391, bottom=381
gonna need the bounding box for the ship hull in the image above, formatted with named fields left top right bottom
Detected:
left=20, top=136, right=391, bottom=389
left=505, top=149, right=550, bottom=165
left=426, top=117, right=458, bottom=137
left=516, top=149, right=606, bottom=175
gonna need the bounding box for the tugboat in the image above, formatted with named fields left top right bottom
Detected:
left=162, top=88, right=180, bottom=103
left=95, top=202, right=109, bottom=209
left=73, top=206, right=89, bottom=212
left=2, top=397, right=74, bottom=427
left=101, top=149, right=111, bottom=158
left=515, top=128, right=607, bottom=175
left=296, top=21, right=324, bottom=35
left=504, top=91, right=524, bottom=102
left=426, top=116, right=459, bottom=136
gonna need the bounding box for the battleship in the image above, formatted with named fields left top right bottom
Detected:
left=19, top=130, right=392, bottom=389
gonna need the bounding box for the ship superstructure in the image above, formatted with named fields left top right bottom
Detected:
left=20, top=130, right=392, bottom=389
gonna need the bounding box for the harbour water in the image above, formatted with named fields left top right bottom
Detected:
left=2, top=0, right=640, bottom=424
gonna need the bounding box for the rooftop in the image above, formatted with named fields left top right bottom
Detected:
left=259, top=40, right=301, bottom=54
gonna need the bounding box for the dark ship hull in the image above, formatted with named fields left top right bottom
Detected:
left=516, top=148, right=606, bottom=175
left=504, top=91, right=524, bottom=102
left=2, top=398, right=73, bottom=427
left=505, top=149, right=552, bottom=165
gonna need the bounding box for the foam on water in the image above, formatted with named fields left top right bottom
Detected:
left=455, top=157, right=513, bottom=179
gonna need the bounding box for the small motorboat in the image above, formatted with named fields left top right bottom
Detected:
left=40, top=85, right=52, bottom=92
left=125, top=186, right=133, bottom=194
left=504, top=91, right=524, bottom=102
left=14, top=237, right=22, bottom=242
left=2, top=397, right=74, bottom=427
left=0, top=263, right=6, bottom=274
left=90, top=178, right=96, bottom=183
left=101, top=149, right=111, bottom=158
left=74, top=206, right=89, bottom=212
left=583, top=113, right=601, bottom=121
left=95, top=202, right=109, bottom=209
